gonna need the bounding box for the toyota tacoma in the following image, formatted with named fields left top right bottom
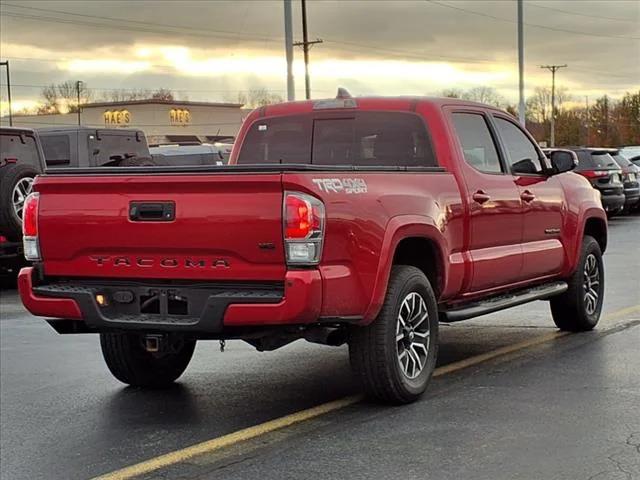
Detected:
left=18, top=93, right=607, bottom=404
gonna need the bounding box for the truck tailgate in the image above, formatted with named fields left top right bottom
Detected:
left=35, top=174, right=286, bottom=281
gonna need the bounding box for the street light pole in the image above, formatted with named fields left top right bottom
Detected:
left=540, top=64, right=567, bottom=147
left=76, top=80, right=83, bottom=126
left=283, top=0, right=295, bottom=101
left=517, top=0, right=525, bottom=125
left=0, top=61, right=13, bottom=126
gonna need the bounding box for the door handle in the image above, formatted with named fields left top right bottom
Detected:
left=521, top=190, right=536, bottom=203
left=472, top=190, right=491, bottom=204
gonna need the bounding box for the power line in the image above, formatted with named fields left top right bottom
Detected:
left=527, top=2, right=639, bottom=23
left=425, top=0, right=640, bottom=40
left=0, top=10, right=499, bottom=66
left=1, top=3, right=283, bottom=43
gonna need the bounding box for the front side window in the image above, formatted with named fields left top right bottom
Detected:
left=451, top=113, right=502, bottom=173
left=494, top=117, right=543, bottom=174
left=237, top=111, right=437, bottom=167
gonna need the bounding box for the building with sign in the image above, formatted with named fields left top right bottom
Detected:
left=1, top=99, right=245, bottom=145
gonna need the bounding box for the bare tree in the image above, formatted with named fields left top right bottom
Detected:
left=38, top=81, right=92, bottom=113
left=236, top=88, right=284, bottom=108
left=150, top=88, right=174, bottom=101
left=526, top=86, right=572, bottom=123
left=462, top=86, right=506, bottom=108
left=105, top=88, right=152, bottom=102
left=441, top=88, right=464, bottom=98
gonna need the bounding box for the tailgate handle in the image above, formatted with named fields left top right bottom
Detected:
left=129, top=202, right=175, bottom=222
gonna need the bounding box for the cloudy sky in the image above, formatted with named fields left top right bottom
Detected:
left=0, top=0, right=638, bottom=113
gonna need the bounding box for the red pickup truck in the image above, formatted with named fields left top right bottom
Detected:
left=18, top=94, right=607, bottom=404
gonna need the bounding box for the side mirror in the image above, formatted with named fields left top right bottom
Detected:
left=546, top=149, right=578, bottom=175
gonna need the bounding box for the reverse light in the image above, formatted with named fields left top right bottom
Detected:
left=284, top=192, right=325, bottom=265
left=22, top=192, right=41, bottom=261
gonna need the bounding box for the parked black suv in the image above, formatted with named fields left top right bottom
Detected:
left=609, top=149, right=640, bottom=212
left=0, top=127, right=46, bottom=280
left=567, top=148, right=626, bottom=217
left=37, top=126, right=154, bottom=168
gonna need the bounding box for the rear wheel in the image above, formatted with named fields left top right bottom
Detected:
left=0, top=164, right=40, bottom=240
left=349, top=266, right=438, bottom=404
left=550, top=235, right=604, bottom=331
left=100, top=333, right=195, bottom=388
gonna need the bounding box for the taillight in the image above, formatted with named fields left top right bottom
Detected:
left=22, top=192, right=41, bottom=261
left=579, top=170, right=610, bottom=179
left=283, top=192, right=325, bottom=265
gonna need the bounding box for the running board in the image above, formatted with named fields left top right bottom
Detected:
left=440, top=281, right=568, bottom=322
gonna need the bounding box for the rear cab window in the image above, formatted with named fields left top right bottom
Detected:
left=237, top=111, right=437, bottom=167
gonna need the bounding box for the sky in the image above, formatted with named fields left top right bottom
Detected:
left=0, top=0, right=638, bottom=114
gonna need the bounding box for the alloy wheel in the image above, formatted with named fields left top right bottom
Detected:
left=396, top=292, right=430, bottom=379
left=583, top=253, right=600, bottom=315
left=12, top=177, right=34, bottom=223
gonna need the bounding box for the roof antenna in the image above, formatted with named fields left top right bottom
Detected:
left=336, top=87, right=352, bottom=99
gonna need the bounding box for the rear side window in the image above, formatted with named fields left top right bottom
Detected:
left=0, top=133, right=42, bottom=169
left=452, top=113, right=502, bottom=173
left=237, top=112, right=436, bottom=167
left=40, top=135, right=71, bottom=165
left=88, top=133, right=148, bottom=165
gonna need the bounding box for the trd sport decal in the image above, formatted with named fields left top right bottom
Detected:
left=312, top=178, right=368, bottom=194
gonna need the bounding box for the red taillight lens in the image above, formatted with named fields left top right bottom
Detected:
left=285, top=194, right=319, bottom=239
left=0, top=235, right=7, bottom=244
left=22, top=192, right=40, bottom=237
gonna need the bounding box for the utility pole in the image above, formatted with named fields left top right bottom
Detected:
left=517, top=0, right=525, bottom=126
left=294, top=0, right=322, bottom=100
left=0, top=61, right=13, bottom=126
left=585, top=95, right=589, bottom=145
left=539, top=64, right=567, bottom=147
left=283, top=0, right=295, bottom=101
left=76, top=80, right=83, bottom=126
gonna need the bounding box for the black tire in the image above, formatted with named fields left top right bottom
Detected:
left=349, top=265, right=439, bottom=404
left=550, top=235, right=604, bottom=331
left=0, top=164, right=40, bottom=240
left=119, top=156, right=156, bottom=167
left=100, top=333, right=196, bottom=388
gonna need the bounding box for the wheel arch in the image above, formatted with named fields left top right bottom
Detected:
left=362, top=216, right=448, bottom=324
left=583, top=216, right=607, bottom=253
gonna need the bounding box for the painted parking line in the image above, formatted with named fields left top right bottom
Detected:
left=93, top=304, right=640, bottom=480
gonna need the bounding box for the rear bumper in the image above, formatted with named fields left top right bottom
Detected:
left=599, top=193, right=625, bottom=212
left=17, top=267, right=322, bottom=333
left=622, top=187, right=640, bottom=206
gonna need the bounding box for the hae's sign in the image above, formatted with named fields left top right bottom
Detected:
left=104, top=110, right=131, bottom=125
left=170, top=108, right=191, bottom=125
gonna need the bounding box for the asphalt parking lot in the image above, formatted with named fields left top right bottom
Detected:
left=1, top=214, right=639, bottom=480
